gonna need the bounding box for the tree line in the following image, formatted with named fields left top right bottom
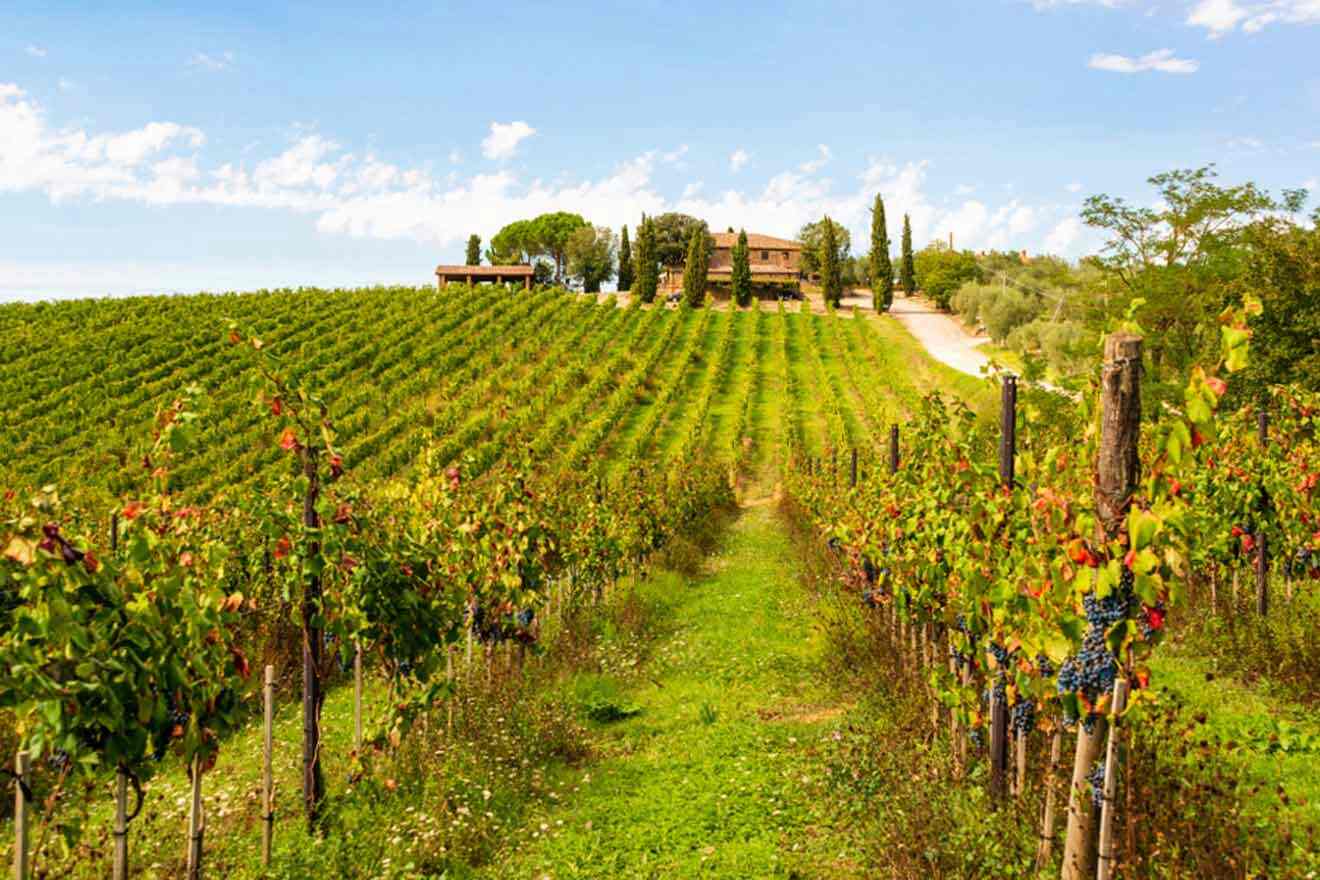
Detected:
left=461, top=198, right=920, bottom=312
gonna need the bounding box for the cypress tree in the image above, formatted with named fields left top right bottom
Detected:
left=730, top=229, right=752, bottom=308
left=869, top=195, right=893, bottom=312
left=634, top=215, right=658, bottom=304
left=682, top=227, right=708, bottom=308
left=617, top=225, right=633, bottom=292
left=820, top=215, right=842, bottom=308
left=465, top=234, right=481, bottom=266
left=900, top=214, right=916, bottom=296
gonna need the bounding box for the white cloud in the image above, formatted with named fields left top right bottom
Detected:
left=954, top=183, right=977, bottom=195
left=1066, top=181, right=1084, bottom=192
left=729, top=148, right=750, bottom=172
left=1226, top=135, right=1264, bottom=149
left=661, top=144, right=689, bottom=164
left=799, top=144, right=832, bottom=173
left=1088, top=48, right=1199, bottom=74
left=1187, top=0, right=1320, bottom=34
left=448, top=148, right=461, bottom=164
left=480, top=121, right=535, bottom=160
left=0, top=82, right=1087, bottom=274
left=24, top=46, right=47, bottom=59
left=1043, top=217, right=1084, bottom=254
left=188, top=51, right=234, bottom=72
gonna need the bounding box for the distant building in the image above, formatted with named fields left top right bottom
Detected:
left=435, top=264, right=533, bottom=290
left=664, top=232, right=802, bottom=292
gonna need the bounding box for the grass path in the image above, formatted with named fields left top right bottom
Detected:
left=479, top=502, right=861, bottom=879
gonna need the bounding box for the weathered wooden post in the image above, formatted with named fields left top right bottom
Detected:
left=13, top=751, right=29, bottom=880
left=262, top=665, right=275, bottom=867
left=301, top=445, right=325, bottom=832
left=1256, top=407, right=1269, bottom=617
left=850, top=448, right=858, bottom=488
left=186, top=758, right=204, bottom=880
left=888, top=425, right=899, bottom=474
left=1095, top=679, right=1130, bottom=880
left=989, top=374, right=1017, bottom=802
left=1036, top=726, right=1065, bottom=869
left=1062, top=334, right=1141, bottom=880
left=353, top=643, right=363, bottom=752
left=113, top=770, right=129, bottom=880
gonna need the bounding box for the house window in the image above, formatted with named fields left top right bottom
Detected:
left=761, top=250, right=769, bottom=260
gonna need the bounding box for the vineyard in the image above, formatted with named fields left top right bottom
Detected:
left=1, top=285, right=1317, bottom=878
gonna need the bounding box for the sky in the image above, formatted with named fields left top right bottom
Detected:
left=1, top=0, right=1318, bottom=300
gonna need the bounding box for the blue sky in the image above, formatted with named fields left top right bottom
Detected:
left=2, top=0, right=1317, bottom=299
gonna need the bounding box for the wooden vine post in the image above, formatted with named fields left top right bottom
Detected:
left=1062, top=333, right=1142, bottom=880
left=301, top=445, right=325, bottom=831
left=186, top=757, right=204, bottom=880
left=262, top=665, right=275, bottom=867
left=888, top=425, right=899, bottom=475
left=989, top=374, right=1017, bottom=802
left=112, top=771, right=128, bottom=880
left=850, top=448, right=858, bottom=488
left=1256, top=408, right=1269, bottom=617
left=353, top=643, right=364, bottom=752
left=1036, top=726, right=1065, bottom=868
left=1095, top=678, right=1131, bottom=880
left=110, top=520, right=132, bottom=880
left=13, top=751, right=29, bottom=880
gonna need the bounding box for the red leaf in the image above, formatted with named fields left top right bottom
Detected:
left=278, top=428, right=299, bottom=452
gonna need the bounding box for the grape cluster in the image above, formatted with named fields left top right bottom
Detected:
left=1082, top=571, right=1133, bottom=628
left=46, top=749, right=71, bottom=773
left=516, top=608, right=536, bottom=629
left=1011, top=698, right=1036, bottom=735
left=1289, top=547, right=1318, bottom=578
left=988, top=642, right=1015, bottom=667
left=1056, top=626, right=1118, bottom=727
left=861, top=557, right=878, bottom=585
left=1087, top=760, right=1107, bottom=811
left=1036, top=653, right=1055, bottom=679
left=861, top=588, right=881, bottom=609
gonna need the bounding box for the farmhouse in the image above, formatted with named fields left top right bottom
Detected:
left=707, top=232, right=801, bottom=283
left=435, top=264, right=533, bottom=290
left=662, top=231, right=802, bottom=294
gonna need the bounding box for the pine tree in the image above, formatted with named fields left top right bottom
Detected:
left=869, top=195, right=893, bottom=312
left=634, top=215, right=658, bottom=304
left=465, top=234, right=481, bottom=266
left=617, top=225, right=633, bottom=292
left=730, top=229, right=752, bottom=308
left=820, top=215, right=842, bottom=308
left=900, top=214, right=916, bottom=296
left=682, top=227, right=708, bottom=308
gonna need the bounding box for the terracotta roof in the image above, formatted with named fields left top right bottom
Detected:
left=710, top=232, right=802, bottom=251
left=435, top=264, right=534, bottom=276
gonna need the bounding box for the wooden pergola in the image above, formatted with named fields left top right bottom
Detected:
left=435, top=264, right=533, bottom=290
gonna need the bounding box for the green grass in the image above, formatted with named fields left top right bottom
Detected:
left=1150, top=652, right=1320, bottom=823
left=476, top=503, right=861, bottom=878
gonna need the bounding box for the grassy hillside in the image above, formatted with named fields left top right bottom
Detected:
left=0, top=287, right=993, bottom=508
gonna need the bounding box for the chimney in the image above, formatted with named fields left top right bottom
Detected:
left=949, top=231, right=954, bottom=250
